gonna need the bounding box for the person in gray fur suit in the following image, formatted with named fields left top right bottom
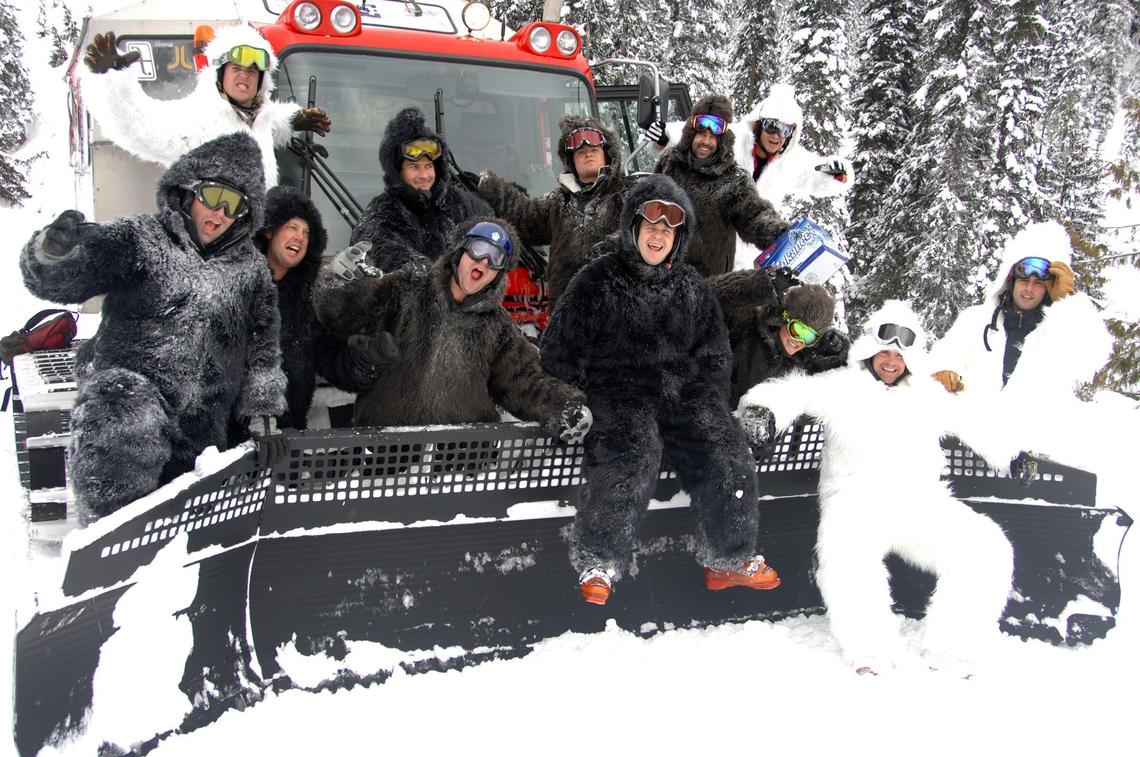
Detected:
left=540, top=174, right=781, bottom=606
left=654, top=94, right=788, bottom=278
left=477, top=115, right=635, bottom=301
left=315, top=217, right=592, bottom=441
left=21, top=131, right=286, bottom=521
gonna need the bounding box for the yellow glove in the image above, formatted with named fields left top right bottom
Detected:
left=932, top=370, right=965, bottom=393
left=1046, top=261, right=1075, bottom=302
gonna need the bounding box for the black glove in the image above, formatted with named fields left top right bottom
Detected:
left=35, top=210, right=87, bottom=263
left=739, top=405, right=777, bottom=456
left=804, top=330, right=849, bottom=372
left=644, top=120, right=669, bottom=147
left=84, top=32, right=141, bottom=74
left=771, top=267, right=801, bottom=298
left=348, top=332, right=400, bottom=375
left=248, top=415, right=288, bottom=469
left=458, top=170, right=481, bottom=189
left=291, top=107, right=332, bottom=136
left=815, top=159, right=847, bottom=178
left=557, top=400, right=593, bottom=444
left=1010, top=451, right=1038, bottom=488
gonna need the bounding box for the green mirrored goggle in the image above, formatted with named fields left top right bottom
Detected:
left=225, top=44, right=270, bottom=71
left=782, top=310, right=820, bottom=347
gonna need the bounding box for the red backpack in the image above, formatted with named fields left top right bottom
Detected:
left=1, top=309, right=78, bottom=366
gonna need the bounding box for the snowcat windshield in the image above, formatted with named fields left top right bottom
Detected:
left=275, top=50, right=596, bottom=251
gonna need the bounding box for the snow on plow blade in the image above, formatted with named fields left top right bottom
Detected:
left=14, top=423, right=1132, bottom=754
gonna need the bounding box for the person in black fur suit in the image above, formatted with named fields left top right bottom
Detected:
left=253, top=186, right=397, bottom=430
left=315, top=217, right=591, bottom=441
left=539, top=174, right=781, bottom=606
left=21, top=132, right=286, bottom=521
left=477, top=115, right=635, bottom=300
left=350, top=107, right=493, bottom=272
left=654, top=94, right=787, bottom=277
left=711, top=270, right=849, bottom=405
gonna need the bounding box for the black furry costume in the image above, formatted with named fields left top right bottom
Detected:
left=255, top=186, right=381, bottom=429
left=654, top=94, right=787, bottom=277
left=315, top=216, right=583, bottom=429
left=711, top=270, right=849, bottom=404
left=478, top=115, right=635, bottom=299
left=540, top=174, right=761, bottom=578
left=21, top=132, right=285, bottom=519
left=350, top=107, right=493, bottom=271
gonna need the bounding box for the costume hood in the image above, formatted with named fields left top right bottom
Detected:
left=255, top=185, right=327, bottom=275
left=618, top=174, right=696, bottom=269
left=556, top=114, right=622, bottom=183
left=744, top=84, right=804, bottom=154
left=203, top=24, right=280, bottom=102
left=378, top=107, right=449, bottom=193
left=432, top=215, right=520, bottom=310
left=850, top=299, right=929, bottom=378
left=984, top=220, right=1074, bottom=308
left=784, top=284, right=835, bottom=333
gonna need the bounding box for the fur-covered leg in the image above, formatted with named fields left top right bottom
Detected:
left=894, top=492, right=1014, bottom=663
left=69, top=367, right=175, bottom=521
left=570, top=399, right=662, bottom=580
left=662, top=399, right=758, bottom=569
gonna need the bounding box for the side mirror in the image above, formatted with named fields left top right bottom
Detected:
left=635, top=72, right=669, bottom=129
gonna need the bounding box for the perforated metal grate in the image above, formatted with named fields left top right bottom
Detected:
left=758, top=421, right=825, bottom=473
left=12, top=347, right=78, bottom=411
left=942, top=441, right=1063, bottom=483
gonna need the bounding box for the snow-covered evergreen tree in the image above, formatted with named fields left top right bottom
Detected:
left=729, top=0, right=791, bottom=112
left=487, top=0, right=544, bottom=31
left=566, top=0, right=668, bottom=85
left=660, top=0, right=730, bottom=96
left=0, top=0, right=33, bottom=206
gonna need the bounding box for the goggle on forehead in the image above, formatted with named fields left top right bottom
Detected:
left=565, top=127, right=608, bottom=150
left=637, top=200, right=686, bottom=227
left=690, top=113, right=727, bottom=135
left=402, top=138, right=443, bottom=161
left=782, top=310, right=820, bottom=348
left=875, top=323, right=917, bottom=349
left=759, top=118, right=795, bottom=140
left=223, top=45, right=270, bottom=71
left=1011, top=256, right=1054, bottom=281
left=187, top=180, right=249, bottom=218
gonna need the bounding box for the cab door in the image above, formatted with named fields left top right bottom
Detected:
left=595, top=82, right=692, bottom=173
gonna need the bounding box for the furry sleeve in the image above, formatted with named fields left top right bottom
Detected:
left=927, top=305, right=982, bottom=378
left=1003, top=294, right=1112, bottom=400
left=239, top=266, right=288, bottom=419
left=727, top=172, right=788, bottom=251
left=738, top=368, right=828, bottom=431
left=350, top=198, right=430, bottom=272
left=490, top=317, right=585, bottom=429
left=257, top=99, right=303, bottom=148
left=477, top=172, right=556, bottom=246
left=20, top=216, right=141, bottom=305
left=538, top=265, right=595, bottom=389
left=686, top=277, right=735, bottom=397
left=310, top=325, right=378, bottom=393
left=314, top=265, right=402, bottom=338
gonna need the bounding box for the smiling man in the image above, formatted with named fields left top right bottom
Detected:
left=654, top=94, right=787, bottom=277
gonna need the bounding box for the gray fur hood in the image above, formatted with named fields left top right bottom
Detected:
left=379, top=107, right=449, bottom=193
left=556, top=114, right=622, bottom=179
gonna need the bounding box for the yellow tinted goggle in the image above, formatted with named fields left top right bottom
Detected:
left=226, top=45, right=270, bottom=71
left=402, top=138, right=443, bottom=161
left=190, top=180, right=249, bottom=218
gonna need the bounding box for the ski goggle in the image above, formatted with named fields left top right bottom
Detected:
left=759, top=118, right=795, bottom=140
left=1011, top=256, right=1053, bottom=281
left=223, top=45, right=270, bottom=71
left=188, top=180, right=249, bottom=218
left=782, top=310, right=820, bottom=348
left=402, top=138, right=443, bottom=161
left=637, top=199, right=686, bottom=228
left=875, top=323, right=917, bottom=349
left=461, top=237, right=511, bottom=270
left=565, top=127, right=608, bottom=150
left=690, top=113, right=727, bottom=135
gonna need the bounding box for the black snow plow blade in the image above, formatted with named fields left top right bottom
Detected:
left=14, top=423, right=1132, bottom=754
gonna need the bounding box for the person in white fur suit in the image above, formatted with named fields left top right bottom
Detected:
left=80, top=24, right=330, bottom=187
left=930, top=220, right=1111, bottom=401
left=737, top=300, right=1017, bottom=675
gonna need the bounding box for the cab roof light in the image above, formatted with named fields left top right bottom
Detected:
left=282, top=0, right=361, bottom=36
left=462, top=2, right=492, bottom=34
left=515, top=22, right=580, bottom=58
left=293, top=2, right=321, bottom=31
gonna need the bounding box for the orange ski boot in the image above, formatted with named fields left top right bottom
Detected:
left=579, top=567, right=614, bottom=605
left=704, top=555, right=781, bottom=591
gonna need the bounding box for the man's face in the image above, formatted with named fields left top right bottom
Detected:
left=189, top=196, right=237, bottom=244
left=401, top=155, right=436, bottom=191
left=1011, top=275, right=1047, bottom=312
left=450, top=249, right=500, bottom=302
left=266, top=217, right=310, bottom=275
left=759, top=129, right=787, bottom=155
left=572, top=145, right=604, bottom=184
left=871, top=349, right=907, bottom=384
left=221, top=62, right=259, bottom=107
left=691, top=129, right=718, bottom=160
left=637, top=217, right=676, bottom=266
left=778, top=326, right=805, bottom=356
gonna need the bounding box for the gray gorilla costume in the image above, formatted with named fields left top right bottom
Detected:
left=21, top=131, right=285, bottom=520
left=540, top=174, right=761, bottom=579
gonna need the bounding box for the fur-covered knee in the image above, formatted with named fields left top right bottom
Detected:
left=69, top=368, right=174, bottom=519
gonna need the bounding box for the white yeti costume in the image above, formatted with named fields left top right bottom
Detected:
left=930, top=221, right=1111, bottom=402
left=80, top=24, right=300, bottom=187
left=739, top=300, right=1015, bottom=672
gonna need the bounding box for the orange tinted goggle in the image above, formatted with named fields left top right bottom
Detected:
left=565, top=128, right=607, bottom=150
left=402, top=138, right=443, bottom=161
left=637, top=200, right=686, bottom=227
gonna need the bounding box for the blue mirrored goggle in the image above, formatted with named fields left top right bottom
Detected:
left=691, top=113, right=727, bottom=135
left=1011, top=257, right=1052, bottom=280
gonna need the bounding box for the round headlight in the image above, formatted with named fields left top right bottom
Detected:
left=461, top=2, right=492, bottom=32
left=330, top=4, right=357, bottom=33
left=528, top=26, right=552, bottom=53
left=555, top=29, right=578, bottom=55
left=293, top=2, right=321, bottom=31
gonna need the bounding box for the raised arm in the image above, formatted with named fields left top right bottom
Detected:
left=239, top=265, right=287, bottom=419
left=20, top=211, right=142, bottom=305
left=314, top=258, right=402, bottom=339
left=477, top=172, right=556, bottom=247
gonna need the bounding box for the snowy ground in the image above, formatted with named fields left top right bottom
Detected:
left=4, top=3, right=1140, bottom=755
